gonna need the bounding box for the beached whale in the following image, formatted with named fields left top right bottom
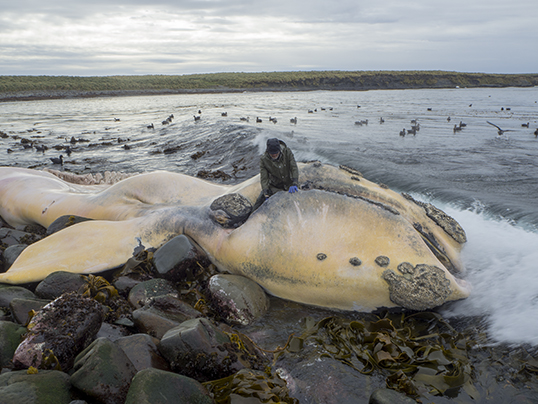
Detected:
left=0, top=162, right=470, bottom=311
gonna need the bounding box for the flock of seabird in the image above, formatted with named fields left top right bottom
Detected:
left=4, top=101, right=537, bottom=167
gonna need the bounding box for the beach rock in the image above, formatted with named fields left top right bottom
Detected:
left=34, top=271, right=87, bottom=300
left=0, top=228, right=41, bottom=247
left=3, top=244, right=28, bottom=270
left=369, top=388, right=417, bottom=404
left=159, top=317, right=265, bottom=381
left=116, top=333, right=170, bottom=372
left=0, top=285, right=36, bottom=307
left=208, top=274, right=269, bottom=325
left=70, top=337, right=137, bottom=404
left=127, top=278, right=179, bottom=309
left=276, top=356, right=377, bottom=404
left=0, top=321, right=26, bottom=367
left=125, top=368, right=213, bottom=404
left=96, top=322, right=132, bottom=342
left=132, top=307, right=181, bottom=339
left=9, top=297, right=50, bottom=325
left=13, top=292, right=105, bottom=371
left=0, top=369, right=72, bottom=404
left=132, top=295, right=202, bottom=338
left=46, top=215, right=92, bottom=235
left=113, top=275, right=142, bottom=295
left=153, top=235, right=198, bottom=278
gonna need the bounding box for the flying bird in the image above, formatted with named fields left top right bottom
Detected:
left=487, top=121, right=513, bottom=136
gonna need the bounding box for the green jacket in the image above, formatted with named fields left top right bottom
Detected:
left=260, top=140, right=299, bottom=195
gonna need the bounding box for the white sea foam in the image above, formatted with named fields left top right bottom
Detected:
left=441, top=205, right=538, bottom=346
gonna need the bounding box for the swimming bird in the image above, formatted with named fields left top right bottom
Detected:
left=256, top=117, right=262, bottom=123
left=269, top=117, right=277, bottom=124
left=453, top=124, right=462, bottom=133
left=487, top=121, right=512, bottom=136
left=522, top=122, right=529, bottom=128
left=147, top=123, right=154, bottom=129
left=379, top=117, right=384, bottom=124
left=290, top=117, right=297, bottom=124
left=50, top=155, right=63, bottom=165
left=534, top=128, right=538, bottom=137
left=194, top=115, right=201, bottom=121
left=399, top=129, right=406, bottom=137
left=65, top=146, right=72, bottom=156
left=35, top=144, right=48, bottom=153
left=447, top=116, right=451, bottom=122
left=221, top=112, right=228, bottom=117
left=240, top=117, right=250, bottom=122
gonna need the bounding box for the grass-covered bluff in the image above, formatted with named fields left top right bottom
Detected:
left=1, top=70, right=537, bottom=101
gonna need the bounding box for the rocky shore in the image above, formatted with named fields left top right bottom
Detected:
left=1, top=213, right=538, bottom=403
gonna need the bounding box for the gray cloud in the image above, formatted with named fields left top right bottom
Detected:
left=0, top=0, right=536, bottom=75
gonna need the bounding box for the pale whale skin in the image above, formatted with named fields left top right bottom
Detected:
left=0, top=163, right=470, bottom=311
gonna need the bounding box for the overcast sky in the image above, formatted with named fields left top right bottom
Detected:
left=1, top=0, right=536, bottom=76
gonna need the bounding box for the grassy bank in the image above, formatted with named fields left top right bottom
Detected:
left=1, top=71, right=537, bottom=101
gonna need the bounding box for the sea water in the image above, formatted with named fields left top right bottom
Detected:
left=1, top=87, right=537, bottom=346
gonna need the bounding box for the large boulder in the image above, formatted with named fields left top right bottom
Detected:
left=125, top=368, right=214, bottom=404
left=159, top=317, right=267, bottom=382
left=13, top=292, right=105, bottom=371
left=208, top=274, right=269, bottom=325
left=0, top=370, right=72, bottom=404
left=70, top=337, right=138, bottom=404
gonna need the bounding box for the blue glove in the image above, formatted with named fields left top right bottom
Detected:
left=288, top=185, right=298, bottom=193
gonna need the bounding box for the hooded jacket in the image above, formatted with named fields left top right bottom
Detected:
left=259, top=140, right=299, bottom=194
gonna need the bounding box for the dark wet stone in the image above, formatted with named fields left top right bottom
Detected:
left=116, top=333, right=170, bottom=372
left=159, top=317, right=252, bottom=381
left=0, top=321, right=26, bottom=367
left=0, top=286, right=36, bottom=307
left=133, top=295, right=201, bottom=339
left=96, top=322, right=131, bottom=342
left=127, top=278, right=178, bottom=309
left=125, top=367, right=213, bottom=404
left=113, top=275, right=142, bottom=295
left=71, top=337, right=137, bottom=404
left=3, top=244, right=28, bottom=270
left=153, top=235, right=197, bottom=276
left=369, top=388, right=416, bottom=404
left=34, top=271, right=87, bottom=300
left=9, top=297, right=51, bottom=325
left=46, top=215, right=92, bottom=235
left=13, top=292, right=105, bottom=371
left=208, top=274, right=269, bottom=326
left=349, top=257, right=362, bottom=266
left=0, top=369, right=72, bottom=404
left=276, top=356, right=379, bottom=404
left=0, top=228, right=42, bottom=247
left=132, top=307, right=184, bottom=339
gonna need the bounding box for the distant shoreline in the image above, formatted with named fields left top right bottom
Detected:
left=1, top=70, right=537, bottom=102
